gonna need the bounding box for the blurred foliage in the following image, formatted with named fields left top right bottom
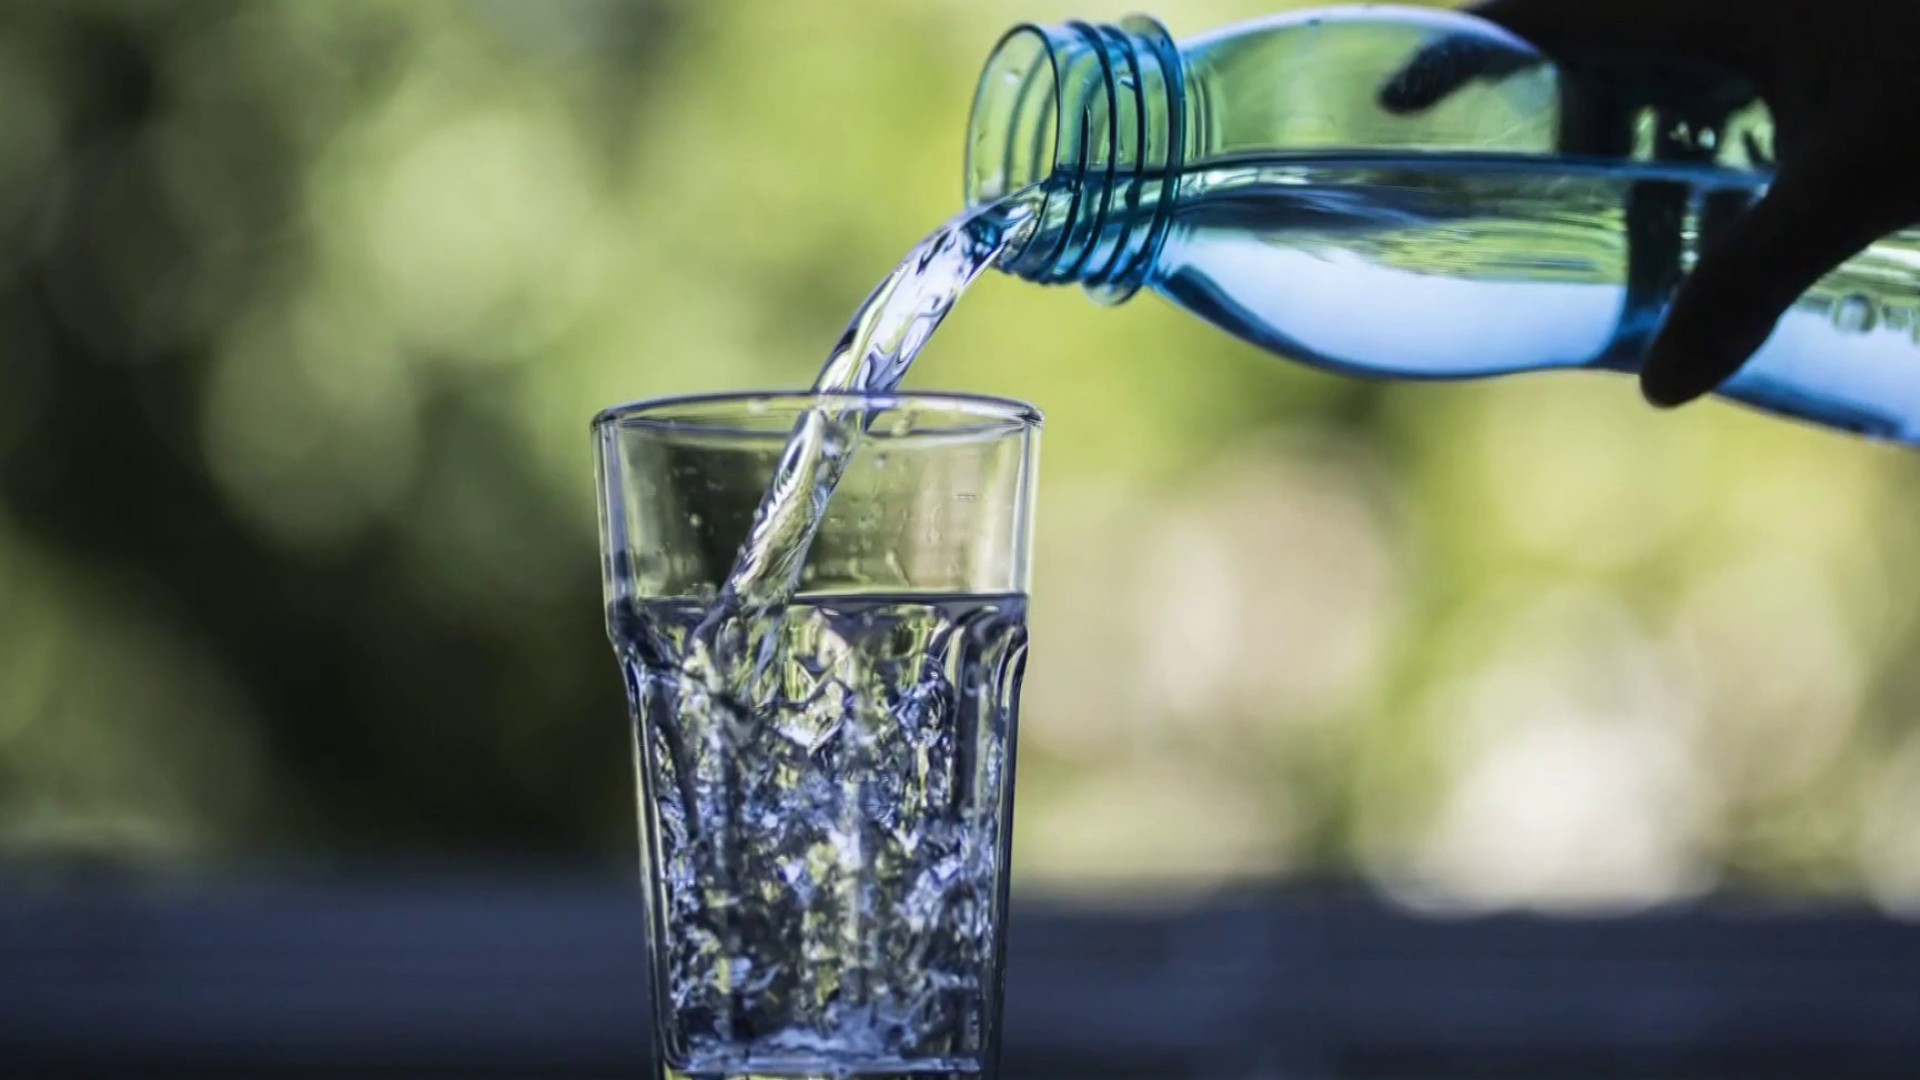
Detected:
left=3, top=0, right=1920, bottom=915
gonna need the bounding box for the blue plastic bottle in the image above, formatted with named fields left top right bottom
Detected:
left=967, top=5, right=1920, bottom=443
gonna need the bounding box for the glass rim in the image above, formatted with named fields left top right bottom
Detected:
left=592, top=390, right=1044, bottom=437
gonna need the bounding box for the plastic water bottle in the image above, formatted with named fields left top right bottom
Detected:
left=966, top=4, right=1920, bottom=443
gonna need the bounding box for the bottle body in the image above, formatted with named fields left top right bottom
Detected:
left=967, top=6, right=1920, bottom=443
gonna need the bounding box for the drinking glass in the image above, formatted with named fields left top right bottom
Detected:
left=594, top=392, right=1041, bottom=1080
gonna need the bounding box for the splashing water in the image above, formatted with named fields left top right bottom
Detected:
left=617, top=594, right=1028, bottom=1073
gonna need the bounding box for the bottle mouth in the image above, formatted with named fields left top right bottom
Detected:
left=965, top=17, right=1183, bottom=300
left=967, top=25, right=1061, bottom=211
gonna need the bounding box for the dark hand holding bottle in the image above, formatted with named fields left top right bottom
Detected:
left=1385, top=0, right=1920, bottom=408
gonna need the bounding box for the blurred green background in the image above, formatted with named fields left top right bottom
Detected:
left=4, top=0, right=1920, bottom=916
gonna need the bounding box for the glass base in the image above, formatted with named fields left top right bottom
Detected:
left=663, top=1070, right=982, bottom=1080
left=668, top=1060, right=983, bottom=1068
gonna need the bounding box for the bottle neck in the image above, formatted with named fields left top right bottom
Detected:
left=966, top=17, right=1186, bottom=302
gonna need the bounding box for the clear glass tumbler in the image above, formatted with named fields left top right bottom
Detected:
left=594, top=392, right=1041, bottom=1080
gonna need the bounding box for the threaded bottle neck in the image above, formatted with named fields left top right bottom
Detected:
left=965, top=17, right=1185, bottom=302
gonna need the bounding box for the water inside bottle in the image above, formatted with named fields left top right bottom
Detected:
left=1153, top=153, right=1920, bottom=401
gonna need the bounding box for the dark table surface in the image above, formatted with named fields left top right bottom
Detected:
left=4, top=871, right=1919, bottom=1079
